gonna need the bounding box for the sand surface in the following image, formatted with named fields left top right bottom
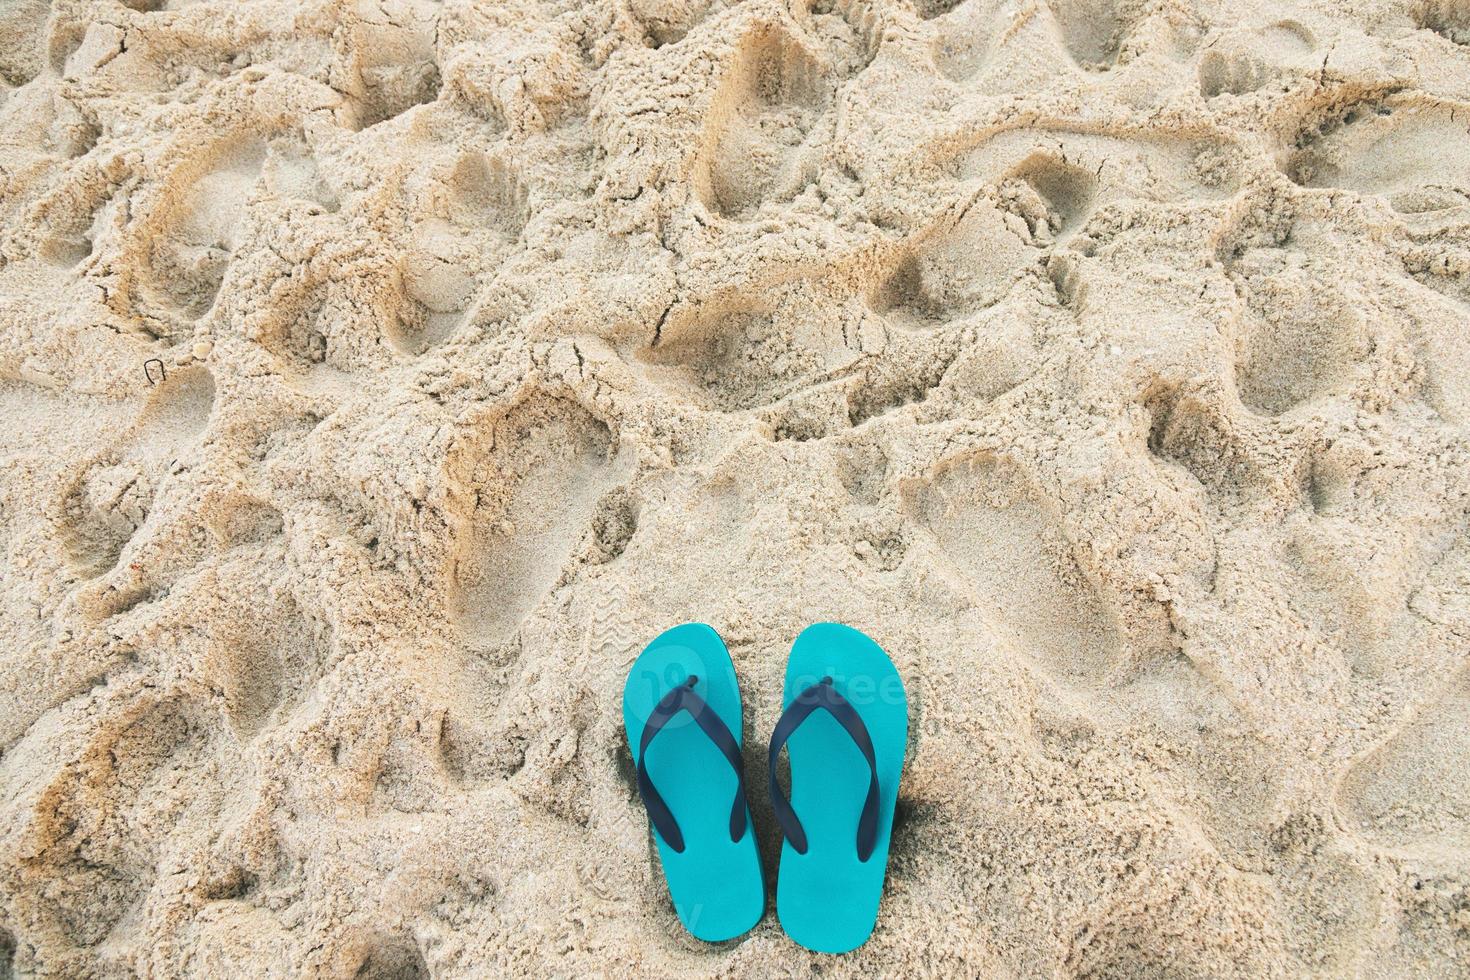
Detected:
left=2, top=0, right=1470, bottom=975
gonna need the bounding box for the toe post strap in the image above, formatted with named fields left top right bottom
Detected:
left=768, top=677, right=882, bottom=862
left=635, top=676, right=749, bottom=853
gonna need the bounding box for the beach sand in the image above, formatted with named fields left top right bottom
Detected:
left=2, top=0, right=1470, bottom=975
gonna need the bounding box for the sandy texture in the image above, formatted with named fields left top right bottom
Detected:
left=1, top=0, right=1470, bottom=975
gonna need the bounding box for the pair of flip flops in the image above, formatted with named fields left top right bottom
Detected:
left=621, top=623, right=908, bottom=953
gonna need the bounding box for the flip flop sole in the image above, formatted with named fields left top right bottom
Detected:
left=775, top=623, right=908, bottom=953
left=622, top=623, right=764, bottom=942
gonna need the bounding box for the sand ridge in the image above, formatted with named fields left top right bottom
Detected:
left=1, top=0, right=1469, bottom=975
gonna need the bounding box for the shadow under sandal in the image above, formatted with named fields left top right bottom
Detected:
left=770, top=623, right=909, bottom=953
left=621, top=623, right=765, bottom=942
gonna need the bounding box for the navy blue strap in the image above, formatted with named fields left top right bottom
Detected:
left=635, top=676, right=749, bottom=853
left=768, top=677, right=882, bottom=862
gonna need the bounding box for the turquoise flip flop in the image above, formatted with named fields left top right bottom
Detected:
left=622, top=623, right=764, bottom=942
left=770, top=623, right=908, bottom=953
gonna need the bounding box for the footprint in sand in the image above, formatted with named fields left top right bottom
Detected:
left=871, top=143, right=1101, bottom=329
left=1045, top=0, right=1125, bottom=72
left=443, top=151, right=529, bottom=240
left=638, top=307, right=803, bottom=411
left=869, top=195, right=1049, bottom=330
left=933, top=0, right=1199, bottom=90
left=1227, top=250, right=1373, bottom=416
left=342, top=0, right=442, bottom=131
left=0, top=381, right=128, bottom=597
left=696, top=11, right=875, bottom=218
left=930, top=2, right=996, bottom=84
left=261, top=135, right=340, bottom=214
left=389, top=229, right=480, bottom=356
left=208, top=583, right=331, bottom=739
left=1337, top=668, right=1470, bottom=858
left=1197, top=21, right=1316, bottom=98
left=1141, top=383, right=1249, bottom=508
left=996, top=151, right=1099, bottom=243
left=697, top=27, right=829, bottom=218
left=887, top=128, right=1236, bottom=325
left=113, top=130, right=337, bottom=336
left=19, top=691, right=214, bottom=948
left=636, top=283, right=855, bottom=413
left=386, top=152, right=527, bottom=356
left=1286, top=98, right=1470, bottom=216
left=449, top=395, right=624, bottom=650
left=56, top=367, right=214, bottom=581
left=139, top=138, right=265, bottom=324
left=904, top=454, right=1123, bottom=687
left=962, top=128, right=1240, bottom=206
